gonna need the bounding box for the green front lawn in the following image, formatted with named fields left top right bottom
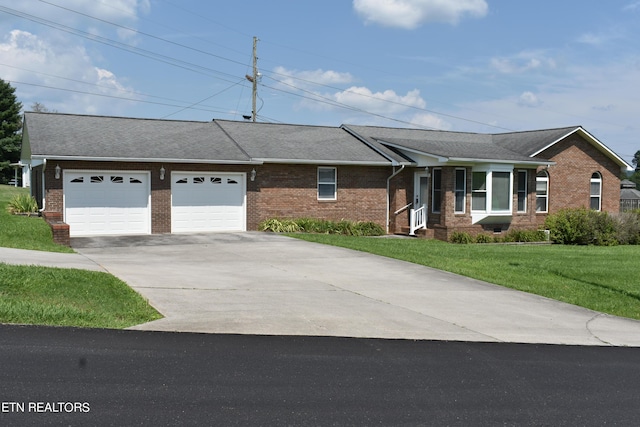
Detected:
left=0, top=184, right=162, bottom=328
left=0, top=263, right=161, bottom=328
left=0, top=185, right=73, bottom=253
left=290, top=234, right=640, bottom=320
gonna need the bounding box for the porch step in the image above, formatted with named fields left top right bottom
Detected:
left=398, top=226, right=433, bottom=238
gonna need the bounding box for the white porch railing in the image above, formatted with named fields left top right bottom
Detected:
left=409, top=204, right=427, bottom=236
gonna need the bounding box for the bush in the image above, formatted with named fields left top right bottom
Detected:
left=450, top=231, right=473, bottom=244
left=6, top=194, right=38, bottom=214
left=474, top=233, right=493, bottom=244
left=544, top=208, right=619, bottom=245
left=613, top=211, right=640, bottom=245
left=259, top=218, right=301, bottom=233
left=259, top=218, right=384, bottom=236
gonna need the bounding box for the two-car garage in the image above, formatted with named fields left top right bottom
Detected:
left=63, top=171, right=246, bottom=237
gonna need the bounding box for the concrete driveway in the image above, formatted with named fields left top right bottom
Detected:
left=67, top=232, right=640, bottom=346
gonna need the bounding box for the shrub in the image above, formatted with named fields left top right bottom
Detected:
left=450, top=231, right=473, bottom=244
left=613, top=211, right=640, bottom=245
left=544, top=208, right=619, bottom=245
left=474, top=233, right=493, bottom=244
left=259, top=218, right=384, bottom=236
left=6, top=194, right=38, bottom=214
left=259, top=218, right=301, bottom=233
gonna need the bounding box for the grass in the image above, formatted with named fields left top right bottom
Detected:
left=0, top=185, right=73, bottom=253
left=0, top=184, right=162, bottom=328
left=0, top=263, right=162, bottom=328
left=289, top=234, right=640, bottom=320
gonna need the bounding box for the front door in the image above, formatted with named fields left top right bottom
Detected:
left=414, top=171, right=429, bottom=209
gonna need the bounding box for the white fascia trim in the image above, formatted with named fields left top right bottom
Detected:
left=252, top=158, right=393, bottom=166
left=32, top=155, right=262, bottom=165
left=531, top=127, right=633, bottom=170
left=450, top=157, right=552, bottom=167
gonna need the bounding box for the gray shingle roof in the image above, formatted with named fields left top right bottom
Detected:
left=214, top=120, right=390, bottom=164
left=344, top=124, right=547, bottom=164
left=492, top=127, right=580, bottom=157
left=24, top=112, right=251, bottom=163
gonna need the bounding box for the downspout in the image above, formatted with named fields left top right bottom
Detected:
left=386, top=165, right=405, bottom=234
left=41, top=158, right=47, bottom=211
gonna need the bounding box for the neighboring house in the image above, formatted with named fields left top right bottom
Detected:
left=20, top=112, right=632, bottom=244
left=621, top=179, right=640, bottom=211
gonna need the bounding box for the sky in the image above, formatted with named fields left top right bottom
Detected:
left=0, top=0, right=638, bottom=165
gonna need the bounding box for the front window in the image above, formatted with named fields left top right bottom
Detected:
left=491, top=172, right=511, bottom=211
left=536, top=171, right=549, bottom=213
left=318, top=167, right=337, bottom=200
left=431, top=168, right=442, bottom=213
left=590, top=172, right=602, bottom=211
left=454, top=169, right=466, bottom=213
left=517, top=171, right=527, bottom=213
left=471, top=172, right=487, bottom=211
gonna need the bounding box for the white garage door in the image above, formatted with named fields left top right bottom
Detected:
left=172, top=172, right=246, bottom=233
left=64, top=171, right=151, bottom=237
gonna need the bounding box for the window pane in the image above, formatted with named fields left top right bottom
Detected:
left=432, top=169, right=441, bottom=188
left=517, top=171, right=527, bottom=190
left=536, top=180, right=547, bottom=195
left=590, top=197, right=600, bottom=210
left=472, top=172, right=486, bottom=191
left=536, top=197, right=547, bottom=212
left=517, top=171, right=527, bottom=212
left=492, top=172, right=510, bottom=211
left=472, top=193, right=486, bottom=211
left=318, top=184, right=335, bottom=199
left=455, top=169, right=465, bottom=191
left=318, top=168, right=335, bottom=183
left=590, top=182, right=601, bottom=196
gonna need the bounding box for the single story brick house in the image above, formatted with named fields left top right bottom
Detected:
left=20, top=112, right=632, bottom=244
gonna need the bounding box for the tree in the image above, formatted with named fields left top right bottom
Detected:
left=0, top=79, right=23, bottom=184
left=30, top=102, right=57, bottom=113
left=633, top=150, right=640, bottom=172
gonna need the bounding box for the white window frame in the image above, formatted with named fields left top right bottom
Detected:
left=536, top=171, right=549, bottom=213
left=317, top=167, right=337, bottom=200
left=517, top=170, right=527, bottom=213
left=470, top=166, right=513, bottom=214
left=454, top=168, right=466, bottom=214
left=590, top=172, right=602, bottom=211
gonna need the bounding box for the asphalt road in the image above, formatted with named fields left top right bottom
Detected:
left=1, top=325, right=639, bottom=426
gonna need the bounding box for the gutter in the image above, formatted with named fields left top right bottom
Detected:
left=386, top=165, right=405, bottom=234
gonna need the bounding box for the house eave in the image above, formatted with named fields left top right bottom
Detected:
left=31, top=155, right=262, bottom=165
left=252, top=158, right=394, bottom=166
left=448, top=157, right=554, bottom=167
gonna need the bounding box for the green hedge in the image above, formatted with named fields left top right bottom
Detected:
left=259, top=218, right=385, bottom=236
left=544, top=208, right=640, bottom=245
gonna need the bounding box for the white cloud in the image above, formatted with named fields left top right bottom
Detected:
left=353, top=0, right=488, bottom=29
left=517, top=91, right=542, bottom=108
left=273, top=66, right=354, bottom=89
left=490, top=51, right=557, bottom=74
left=0, top=30, right=136, bottom=114
left=10, top=0, right=150, bottom=41
left=334, top=87, right=426, bottom=114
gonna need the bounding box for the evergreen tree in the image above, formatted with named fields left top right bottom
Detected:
left=0, top=79, right=23, bottom=184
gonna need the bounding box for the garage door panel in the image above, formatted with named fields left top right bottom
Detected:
left=64, top=171, right=150, bottom=236
left=171, top=173, right=245, bottom=233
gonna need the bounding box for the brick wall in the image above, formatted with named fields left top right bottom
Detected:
left=250, top=164, right=388, bottom=230
left=535, top=132, right=622, bottom=226
left=43, top=161, right=390, bottom=234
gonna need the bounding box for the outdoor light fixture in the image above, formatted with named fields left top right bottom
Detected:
left=55, top=164, right=61, bottom=179
left=160, top=166, right=166, bottom=180
left=250, top=168, right=256, bottom=182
